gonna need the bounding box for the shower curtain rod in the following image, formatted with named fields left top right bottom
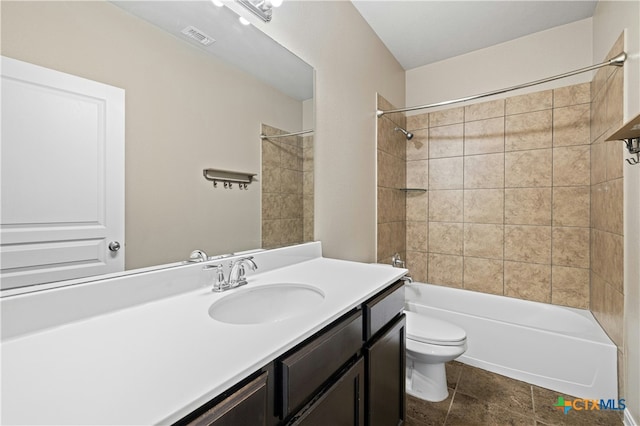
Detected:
left=260, top=129, right=314, bottom=139
left=376, top=52, right=627, bottom=117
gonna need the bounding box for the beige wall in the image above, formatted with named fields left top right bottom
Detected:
left=251, top=1, right=406, bottom=262
left=1, top=1, right=305, bottom=269
left=406, top=18, right=593, bottom=110
left=593, top=1, right=640, bottom=423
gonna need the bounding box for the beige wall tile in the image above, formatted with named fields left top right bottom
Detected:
left=464, top=117, right=505, bottom=155
left=552, top=186, right=590, bottom=227
left=378, top=149, right=406, bottom=188
left=606, top=139, right=624, bottom=180
left=263, top=219, right=285, bottom=248
left=464, top=189, right=504, bottom=224
left=504, top=261, right=551, bottom=303
left=591, top=271, right=624, bottom=347
left=429, top=222, right=463, bottom=255
left=464, top=153, right=504, bottom=189
left=262, top=139, right=281, bottom=168
left=603, top=68, right=624, bottom=141
left=504, top=188, right=551, bottom=225
left=407, top=160, right=429, bottom=189
left=429, top=107, right=464, bottom=127
left=591, top=85, right=607, bottom=142
left=552, top=227, right=590, bottom=269
left=281, top=142, right=303, bottom=171
left=282, top=218, right=303, bottom=244
left=429, top=124, right=463, bottom=158
left=262, top=165, right=282, bottom=193
left=429, top=190, right=463, bottom=222
left=262, top=193, right=282, bottom=220
left=407, top=221, right=428, bottom=252
left=428, top=253, right=463, bottom=288
left=430, top=157, right=463, bottom=189
left=593, top=180, right=623, bottom=235
left=505, top=110, right=552, bottom=152
left=406, top=251, right=428, bottom=283
left=463, top=257, right=504, bottom=295
left=505, top=90, right=552, bottom=115
left=406, top=191, right=428, bottom=222
left=281, top=168, right=302, bottom=194
left=504, top=225, right=551, bottom=264
left=553, top=104, right=590, bottom=146
left=377, top=223, right=391, bottom=261
left=553, top=83, right=590, bottom=108
left=465, top=99, right=504, bottom=121
left=282, top=193, right=303, bottom=219
left=407, top=112, right=429, bottom=131
left=591, top=229, right=624, bottom=293
left=377, top=187, right=405, bottom=223
left=406, top=128, right=428, bottom=161
left=464, top=223, right=503, bottom=259
left=553, top=145, right=590, bottom=186
left=551, top=266, right=589, bottom=309
left=378, top=112, right=407, bottom=160
left=590, top=141, right=607, bottom=185
left=505, top=149, right=552, bottom=188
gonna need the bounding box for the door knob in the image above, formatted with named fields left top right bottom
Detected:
left=108, top=241, right=121, bottom=252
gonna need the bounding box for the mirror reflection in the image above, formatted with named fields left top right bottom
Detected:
left=0, top=1, right=314, bottom=291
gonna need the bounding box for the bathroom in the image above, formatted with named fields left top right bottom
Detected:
left=1, top=0, right=639, bottom=425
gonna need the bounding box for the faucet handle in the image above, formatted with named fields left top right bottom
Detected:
left=204, top=264, right=229, bottom=292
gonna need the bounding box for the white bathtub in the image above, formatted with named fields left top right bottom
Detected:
left=405, top=282, right=618, bottom=400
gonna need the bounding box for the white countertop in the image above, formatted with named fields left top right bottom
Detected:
left=1, top=244, right=405, bottom=425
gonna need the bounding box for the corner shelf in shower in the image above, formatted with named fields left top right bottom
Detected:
left=398, top=188, right=427, bottom=193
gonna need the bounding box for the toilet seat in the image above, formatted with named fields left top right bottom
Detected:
left=405, top=311, right=466, bottom=346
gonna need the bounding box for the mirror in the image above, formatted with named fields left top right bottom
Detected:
left=0, top=0, right=314, bottom=292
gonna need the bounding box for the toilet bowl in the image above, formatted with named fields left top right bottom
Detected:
left=405, top=311, right=467, bottom=402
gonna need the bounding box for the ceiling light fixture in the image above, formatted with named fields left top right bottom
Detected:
left=238, top=16, right=251, bottom=26
left=211, top=0, right=224, bottom=7
left=237, top=0, right=282, bottom=23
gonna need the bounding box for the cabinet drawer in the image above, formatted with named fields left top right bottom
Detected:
left=279, top=310, right=363, bottom=418
left=363, top=280, right=404, bottom=341
left=186, top=371, right=268, bottom=426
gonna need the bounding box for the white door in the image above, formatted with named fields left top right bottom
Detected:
left=1, top=56, right=125, bottom=290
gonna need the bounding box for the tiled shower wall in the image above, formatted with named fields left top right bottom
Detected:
left=377, top=95, right=406, bottom=264
left=261, top=124, right=314, bottom=248
left=589, top=34, right=625, bottom=394
left=403, top=83, right=593, bottom=309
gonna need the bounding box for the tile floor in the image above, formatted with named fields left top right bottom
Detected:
left=405, top=361, right=623, bottom=426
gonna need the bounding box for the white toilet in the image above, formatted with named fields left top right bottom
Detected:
left=405, top=311, right=467, bottom=402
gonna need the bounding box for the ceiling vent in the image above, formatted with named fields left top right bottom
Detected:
left=180, top=26, right=215, bottom=46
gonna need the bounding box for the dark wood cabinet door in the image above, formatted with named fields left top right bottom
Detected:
left=289, top=357, right=365, bottom=426
left=186, top=371, right=268, bottom=426
left=365, top=314, right=406, bottom=426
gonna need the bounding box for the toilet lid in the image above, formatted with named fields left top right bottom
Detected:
left=405, top=311, right=466, bottom=346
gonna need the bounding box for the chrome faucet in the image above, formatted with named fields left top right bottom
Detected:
left=228, top=257, right=258, bottom=288
left=205, top=256, right=258, bottom=292
left=188, top=250, right=208, bottom=262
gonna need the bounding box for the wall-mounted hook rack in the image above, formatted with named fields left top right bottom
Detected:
left=607, top=113, right=640, bottom=166
left=203, top=169, right=256, bottom=189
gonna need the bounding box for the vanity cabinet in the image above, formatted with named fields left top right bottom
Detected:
left=175, top=280, right=405, bottom=426
left=363, top=280, right=406, bottom=426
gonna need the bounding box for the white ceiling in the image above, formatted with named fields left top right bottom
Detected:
left=351, top=1, right=598, bottom=70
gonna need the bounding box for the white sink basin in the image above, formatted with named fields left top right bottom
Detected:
left=208, top=283, right=325, bottom=325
